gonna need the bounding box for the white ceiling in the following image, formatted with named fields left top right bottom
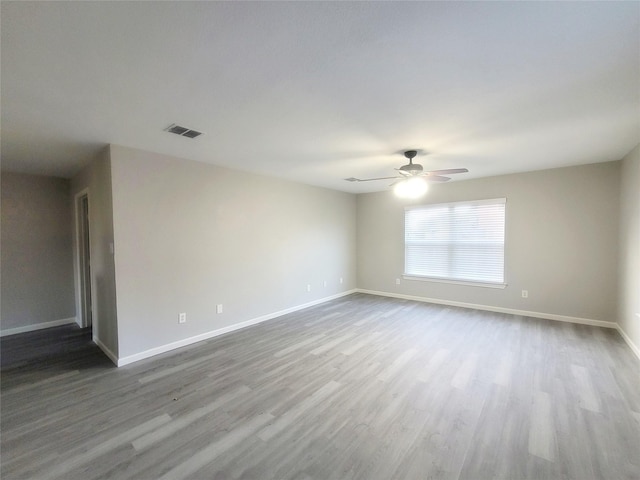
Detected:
left=2, top=1, right=639, bottom=193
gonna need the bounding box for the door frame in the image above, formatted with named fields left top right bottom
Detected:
left=73, top=188, right=93, bottom=329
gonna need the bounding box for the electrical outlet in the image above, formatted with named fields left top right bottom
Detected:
left=396, top=278, right=401, bottom=285
left=522, top=290, right=528, bottom=298
left=216, top=304, right=223, bottom=314
left=307, top=284, right=311, bottom=292
left=178, top=313, right=187, bottom=324
left=323, top=280, right=327, bottom=287
left=339, top=277, right=343, bottom=284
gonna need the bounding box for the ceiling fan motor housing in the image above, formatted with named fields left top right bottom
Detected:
left=400, top=163, right=423, bottom=173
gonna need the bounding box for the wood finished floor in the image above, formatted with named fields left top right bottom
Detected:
left=1, top=293, right=639, bottom=480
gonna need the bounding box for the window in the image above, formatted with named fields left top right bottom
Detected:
left=404, top=198, right=506, bottom=287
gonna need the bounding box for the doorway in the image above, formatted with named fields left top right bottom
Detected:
left=76, top=192, right=92, bottom=329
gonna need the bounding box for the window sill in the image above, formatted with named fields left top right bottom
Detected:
left=402, top=275, right=507, bottom=289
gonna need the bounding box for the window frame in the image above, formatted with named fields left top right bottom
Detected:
left=403, top=198, right=507, bottom=289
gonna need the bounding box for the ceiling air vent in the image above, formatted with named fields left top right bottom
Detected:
left=165, top=124, right=203, bottom=139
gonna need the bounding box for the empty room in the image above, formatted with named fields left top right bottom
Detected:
left=1, top=2, right=639, bottom=479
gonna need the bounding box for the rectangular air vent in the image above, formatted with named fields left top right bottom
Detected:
left=165, top=124, right=203, bottom=139
left=181, top=129, right=203, bottom=138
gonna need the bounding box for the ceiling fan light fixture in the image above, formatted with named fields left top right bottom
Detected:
left=394, top=177, right=429, bottom=198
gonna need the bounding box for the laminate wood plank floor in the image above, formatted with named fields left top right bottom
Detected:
left=1, top=293, right=639, bottom=479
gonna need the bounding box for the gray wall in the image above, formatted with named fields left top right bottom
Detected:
left=109, top=145, right=356, bottom=359
left=1, top=172, right=75, bottom=331
left=618, top=144, right=640, bottom=352
left=357, top=162, right=620, bottom=322
left=3, top=146, right=630, bottom=361
left=70, top=148, right=119, bottom=357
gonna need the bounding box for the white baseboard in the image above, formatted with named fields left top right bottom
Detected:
left=616, top=324, right=640, bottom=361
left=0, top=317, right=77, bottom=337
left=93, top=336, right=119, bottom=365
left=356, top=289, right=618, bottom=329
left=116, top=289, right=358, bottom=367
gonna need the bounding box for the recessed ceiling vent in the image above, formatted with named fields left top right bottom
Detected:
left=165, top=124, right=203, bottom=139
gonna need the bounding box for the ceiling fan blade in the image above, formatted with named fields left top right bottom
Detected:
left=422, top=175, right=451, bottom=182
left=425, top=168, right=469, bottom=175
left=395, top=169, right=411, bottom=177
left=344, top=176, right=401, bottom=182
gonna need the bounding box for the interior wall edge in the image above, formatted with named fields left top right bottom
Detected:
left=115, top=289, right=357, bottom=367
left=616, top=323, right=640, bottom=361
left=93, top=335, right=118, bottom=366
left=0, top=317, right=77, bottom=337
left=356, top=289, right=618, bottom=329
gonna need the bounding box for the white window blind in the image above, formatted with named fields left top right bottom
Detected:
left=404, top=198, right=506, bottom=285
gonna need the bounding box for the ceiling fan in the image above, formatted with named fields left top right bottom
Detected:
left=344, top=150, right=468, bottom=184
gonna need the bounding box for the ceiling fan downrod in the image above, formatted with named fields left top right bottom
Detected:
left=401, top=150, right=422, bottom=173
